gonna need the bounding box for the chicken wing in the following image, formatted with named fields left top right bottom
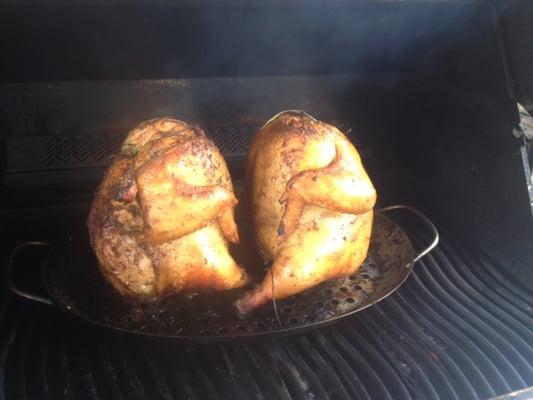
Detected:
left=88, top=117, right=248, bottom=300
left=235, top=111, right=376, bottom=314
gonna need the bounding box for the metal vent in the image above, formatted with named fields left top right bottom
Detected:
left=5, top=121, right=353, bottom=190
left=42, top=126, right=260, bottom=168
left=205, top=125, right=257, bottom=156
left=45, top=134, right=124, bottom=166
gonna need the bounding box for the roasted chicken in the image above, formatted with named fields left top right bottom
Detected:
left=235, top=111, right=376, bottom=314
left=88, top=117, right=248, bottom=300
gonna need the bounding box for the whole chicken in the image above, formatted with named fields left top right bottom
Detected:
left=88, top=117, right=248, bottom=300
left=235, top=111, right=376, bottom=314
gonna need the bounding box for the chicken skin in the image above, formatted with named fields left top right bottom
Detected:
left=88, top=117, right=248, bottom=300
left=235, top=111, right=376, bottom=314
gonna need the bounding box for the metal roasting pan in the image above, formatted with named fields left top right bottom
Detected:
left=8, top=204, right=438, bottom=343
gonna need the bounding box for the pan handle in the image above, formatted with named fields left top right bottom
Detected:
left=377, top=205, right=439, bottom=263
left=7, top=241, right=54, bottom=305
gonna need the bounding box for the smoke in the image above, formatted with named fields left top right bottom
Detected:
left=0, top=1, right=504, bottom=138
left=196, top=2, right=478, bottom=75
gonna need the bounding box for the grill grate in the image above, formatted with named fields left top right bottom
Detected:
left=1, top=223, right=532, bottom=399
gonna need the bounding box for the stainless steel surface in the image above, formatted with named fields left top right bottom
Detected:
left=488, top=386, right=533, bottom=400
left=519, top=138, right=533, bottom=217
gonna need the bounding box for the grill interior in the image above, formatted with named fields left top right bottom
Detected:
left=2, top=0, right=533, bottom=399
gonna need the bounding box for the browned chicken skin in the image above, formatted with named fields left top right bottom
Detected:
left=88, top=118, right=248, bottom=300
left=235, top=111, right=377, bottom=314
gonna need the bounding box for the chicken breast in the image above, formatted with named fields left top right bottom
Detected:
left=88, top=117, right=248, bottom=300
left=235, top=111, right=376, bottom=314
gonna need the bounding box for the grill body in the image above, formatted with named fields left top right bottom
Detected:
left=1, top=1, right=533, bottom=399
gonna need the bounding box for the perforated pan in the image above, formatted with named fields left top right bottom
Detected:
left=8, top=204, right=438, bottom=343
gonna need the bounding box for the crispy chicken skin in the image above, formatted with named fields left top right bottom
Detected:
left=235, top=111, right=376, bottom=314
left=88, top=118, right=248, bottom=300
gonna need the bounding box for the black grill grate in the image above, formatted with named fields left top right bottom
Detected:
left=1, top=224, right=532, bottom=399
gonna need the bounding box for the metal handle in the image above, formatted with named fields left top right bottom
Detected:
left=7, top=241, right=54, bottom=305
left=377, top=205, right=439, bottom=263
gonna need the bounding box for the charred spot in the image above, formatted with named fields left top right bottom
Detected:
left=192, top=125, right=205, bottom=137
left=108, top=183, right=123, bottom=200
left=312, top=175, right=318, bottom=182
left=277, top=223, right=285, bottom=236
